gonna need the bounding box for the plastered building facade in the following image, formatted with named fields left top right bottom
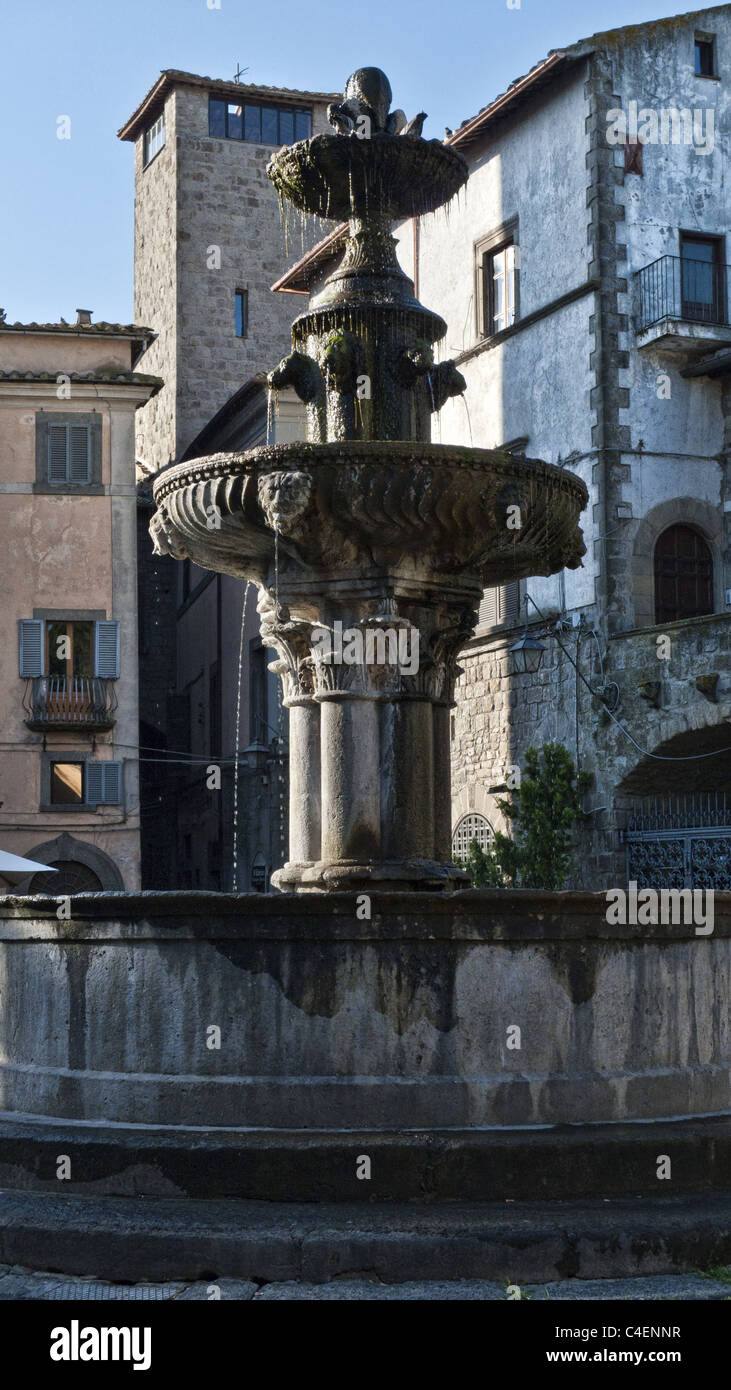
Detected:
left=0, top=318, right=159, bottom=891
left=406, top=9, right=731, bottom=888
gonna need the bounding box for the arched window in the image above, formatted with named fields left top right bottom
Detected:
left=452, top=813, right=494, bottom=860
left=654, top=525, right=713, bottom=624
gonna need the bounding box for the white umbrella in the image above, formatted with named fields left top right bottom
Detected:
left=0, top=850, right=58, bottom=885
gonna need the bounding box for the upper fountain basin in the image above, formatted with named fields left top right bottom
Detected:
left=150, top=441, right=587, bottom=586
left=267, top=133, right=469, bottom=222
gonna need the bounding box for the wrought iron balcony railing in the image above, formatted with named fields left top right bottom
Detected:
left=23, top=676, right=117, bottom=732
left=635, top=255, right=731, bottom=334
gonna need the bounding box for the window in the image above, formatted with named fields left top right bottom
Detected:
left=46, top=621, right=93, bottom=677
left=19, top=619, right=120, bottom=679
left=35, top=412, right=102, bottom=492
left=477, top=582, right=520, bottom=632
left=144, top=112, right=166, bottom=165
left=485, top=241, right=517, bottom=334
left=475, top=220, right=520, bottom=339
left=452, top=814, right=494, bottom=860
left=251, top=853, right=267, bottom=892
left=50, top=762, right=84, bottom=805
left=249, top=641, right=268, bottom=742
left=654, top=524, right=713, bottom=624
left=209, top=97, right=311, bottom=145
left=48, top=760, right=121, bottom=806
left=209, top=662, right=221, bottom=759
left=695, top=36, right=716, bottom=77
left=680, top=233, right=724, bottom=324
left=48, top=422, right=90, bottom=484
left=235, top=288, right=248, bottom=339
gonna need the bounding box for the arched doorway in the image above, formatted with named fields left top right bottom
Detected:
left=14, top=832, right=124, bottom=893
left=654, top=524, right=713, bottom=624
left=620, top=726, right=731, bottom=890
left=28, top=861, right=103, bottom=894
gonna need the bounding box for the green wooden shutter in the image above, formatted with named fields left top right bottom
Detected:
left=48, top=425, right=68, bottom=482
left=94, top=621, right=120, bottom=678
left=69, top=424, right=91, bottom=482
left=18, top=619, right=44, bottom=676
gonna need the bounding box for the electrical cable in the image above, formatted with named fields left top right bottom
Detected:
left=524, top=593, right=731, bottom=763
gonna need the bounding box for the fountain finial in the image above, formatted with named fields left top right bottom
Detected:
left=327, top=66, right=426, bottom=138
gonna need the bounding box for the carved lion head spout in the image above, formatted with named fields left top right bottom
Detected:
left=149, top=505, right=188, bottom=561
left=257, top=471, right=313, bottom=536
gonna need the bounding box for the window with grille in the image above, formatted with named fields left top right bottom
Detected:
left=452, top=813, right=494, bottom=860
left=654, top=524, right=713, bottom=624
left=29, top=860, right=103, bottom=894
left=209, top=98, right=311, bottom=145
left=144, top=112, right=166, bottom=165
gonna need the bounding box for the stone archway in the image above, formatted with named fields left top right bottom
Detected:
left=631, top=497, right=723, bottom=629
left=618, top=725, right=731, bottom=891
left=14, top=832, right=125, bottom=894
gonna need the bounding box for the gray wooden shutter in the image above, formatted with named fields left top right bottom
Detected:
left=478, top=588, right=498, bottom=629
left=95, top=621, right=120, bottom=678
left=18, top=619, right=44, bottom=676
left=48, top=425, right=68, bottom=482
left=85, top=762, right=103, bottom=804
left=86, top=761, right=121, bottom=805
left=69, top=424, right=91, bottom=482
left=102, top=762, right=121, bottom=804
left=503, top=581, right=520, bottom=626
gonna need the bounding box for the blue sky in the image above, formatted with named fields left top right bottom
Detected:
left=0, top=0, right=717, bottom=324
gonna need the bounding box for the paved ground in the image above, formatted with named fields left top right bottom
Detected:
left=0, top=1265, right=728, bottom=1300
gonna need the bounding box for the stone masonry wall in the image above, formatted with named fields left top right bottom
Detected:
left=132, top=90, right=179, bottom=473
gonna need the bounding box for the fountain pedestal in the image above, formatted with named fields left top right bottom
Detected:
left=265, top=574, right=477, bottom=891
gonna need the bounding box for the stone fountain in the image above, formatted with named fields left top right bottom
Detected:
left=150, top=66, right=588, bottom=893
left=0, top=70, right=727, bottom=1285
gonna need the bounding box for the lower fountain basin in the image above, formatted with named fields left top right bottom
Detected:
left=151, top=441, right=588, bottom=585
left=0, top=891, right=728, bottom=1136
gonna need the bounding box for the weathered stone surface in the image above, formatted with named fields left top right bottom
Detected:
left=1, top=1189, right=729, bottom=1285
left=0, top=892, right=728, bottom=1131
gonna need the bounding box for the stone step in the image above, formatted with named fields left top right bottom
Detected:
left=0, top=1112, right=729, bottom=1201
left=1, top=1187, right=729, bottom=1284
left=1, top=1266, right=730, bottom=1301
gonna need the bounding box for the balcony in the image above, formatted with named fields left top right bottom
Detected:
left=634, top=255, right=731, bottom=354
left=23, top=676, right=117, bottom=732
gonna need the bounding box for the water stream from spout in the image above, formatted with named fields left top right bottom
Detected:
left=461, top=394, right=474, bottom=447
left=231, top=579, right=250, bottom=892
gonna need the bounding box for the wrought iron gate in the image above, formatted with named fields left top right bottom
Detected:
left=623, top=793, right=731, bottom=891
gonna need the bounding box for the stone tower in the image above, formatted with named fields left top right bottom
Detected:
left=118, top=69, right=336, bottom=472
